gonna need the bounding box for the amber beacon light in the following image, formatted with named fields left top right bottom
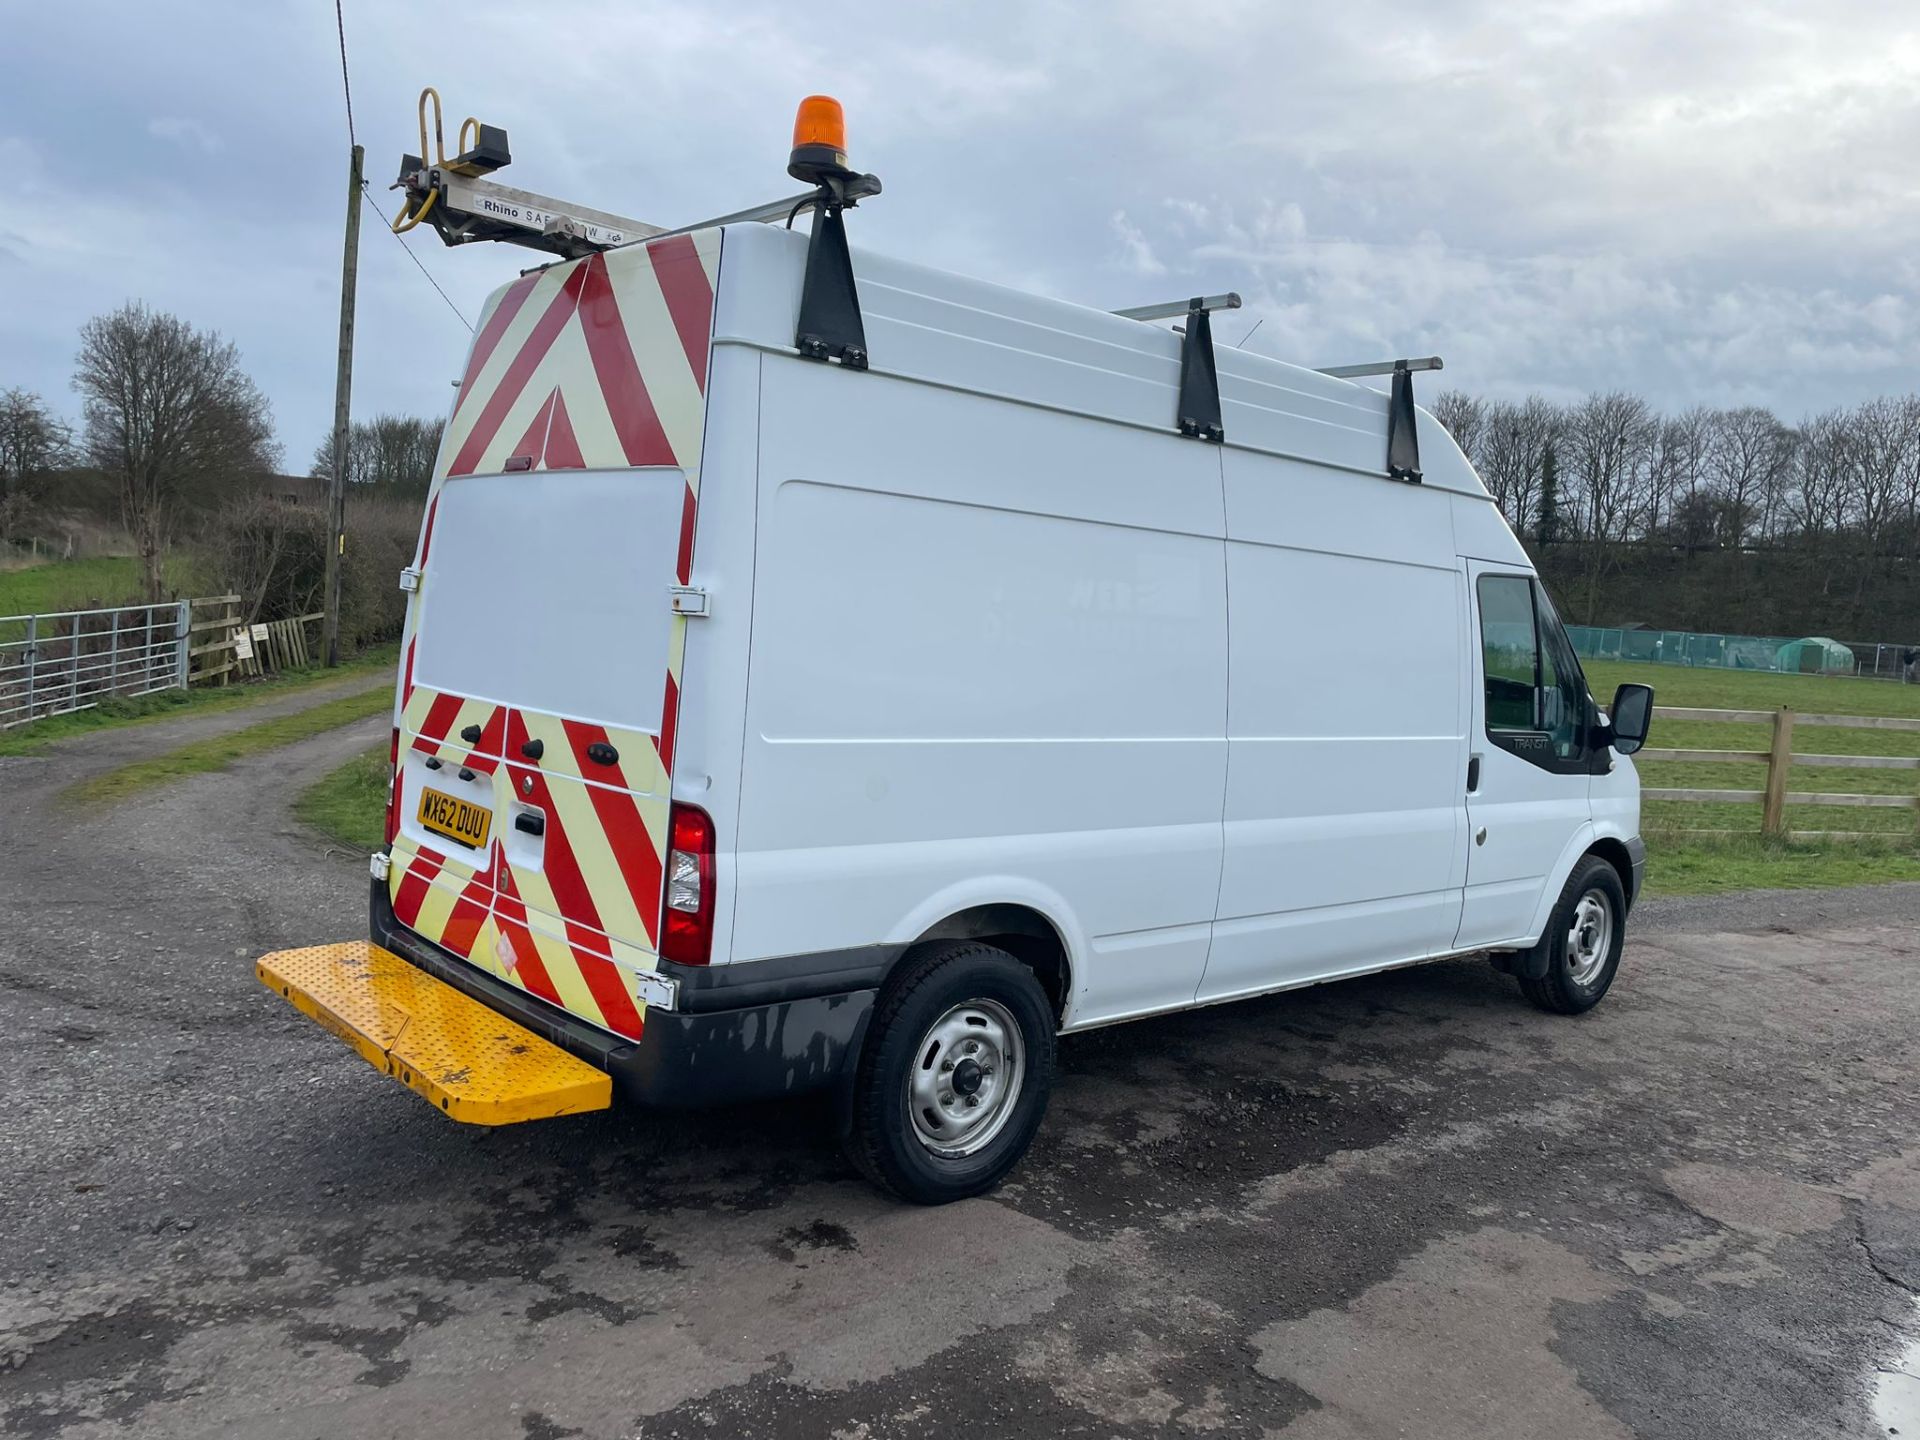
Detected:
left=788, top=95, right=853, bottom=185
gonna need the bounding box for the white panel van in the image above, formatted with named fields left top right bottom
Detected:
left=288, top=209, right=1653, bottom=1204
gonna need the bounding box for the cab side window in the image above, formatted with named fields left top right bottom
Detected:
left=1534, top=586, right=1588, bottom=762
left=1477, top=576, right=1539, bottom=731
left=1476, top=574, right=1593, bottom=773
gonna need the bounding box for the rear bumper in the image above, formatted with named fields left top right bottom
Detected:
left=368, top=878, right=875, bottom=1110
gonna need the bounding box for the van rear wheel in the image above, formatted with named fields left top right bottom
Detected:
left=845, top=942, right=1055, bottom=1204
left=1519, top=855, right=1627, bottom=1015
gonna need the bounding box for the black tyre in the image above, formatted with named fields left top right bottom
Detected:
left=845, top=941, right=1056, bottom=1204
left=1519, top=855, right=1627, bottom=1015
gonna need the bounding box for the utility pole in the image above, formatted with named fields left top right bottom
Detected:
left=322, top=143, right=364, bottom=667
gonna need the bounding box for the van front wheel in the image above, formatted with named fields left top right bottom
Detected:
left=845, top=942, right=1056, bottom=1204
left=1519, top=856, right=1627, bottom=1015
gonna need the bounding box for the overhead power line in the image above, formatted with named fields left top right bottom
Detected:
left=333, top=0, right=356, bottom=146
left=330, top=1, right=472, bottom=332
left=361, top=184, right=475, bottom=332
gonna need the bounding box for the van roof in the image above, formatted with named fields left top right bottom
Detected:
left=709, top=222, right=1492, bottom=501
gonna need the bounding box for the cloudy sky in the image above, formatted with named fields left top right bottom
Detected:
left=3, top=1, right=1917, bottom=466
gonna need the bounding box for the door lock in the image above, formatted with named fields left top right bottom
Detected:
left=1475, top=827, right=1488, bottom=846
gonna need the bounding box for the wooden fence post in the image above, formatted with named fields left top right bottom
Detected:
left=1761, top=706, right=1795, bottom=837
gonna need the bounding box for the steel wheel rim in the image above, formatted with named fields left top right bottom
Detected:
left=1566, top=889, right=1614, bottom=986
left=906, top=998, right=1026, bottom=1159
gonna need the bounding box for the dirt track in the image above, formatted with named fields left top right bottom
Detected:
left=3, top=692, right=1919, bottom=1439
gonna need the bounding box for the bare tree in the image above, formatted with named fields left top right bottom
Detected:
left=312, top=413, right=443, bottom=499
left=1431, top=391, right=1487, bottom=470
left=1705, top=407, right=1797, bottom=548
left=0, top=388, right=70, bottom=508
left=1477, top=396, right=1559, bottom=537
left=73, top=303, right=278, bottom=600
left=1564, top=392, right=1655, bottom=620
left=1898, top=394, right=1920, bottom=563
left=1791, top=408, right=1858, bottom=543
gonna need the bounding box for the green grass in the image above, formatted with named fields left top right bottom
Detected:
left=295, top=745, right=389, bottom=851
left=1584, top=659, right=1920, bottom=719
left=65, top=683, right=393, bottom=807
left=0, top=555, right=210, bottom=619
left=1583, top=659, right=1920, bottom=893
left=1643, top=832, right=1920, bottom=896
left=0, top=643, right=398, bottom=758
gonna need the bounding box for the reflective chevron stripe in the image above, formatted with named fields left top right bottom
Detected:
left=386, top=228, right=720, bottom=1045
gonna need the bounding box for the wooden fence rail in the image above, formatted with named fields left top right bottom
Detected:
left=184, top=596, right=325, bottom=686
left=1641, top=705, right=1920, bottom=838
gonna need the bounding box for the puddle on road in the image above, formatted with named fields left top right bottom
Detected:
left=1876, top=1298, right=1920, bottom=1436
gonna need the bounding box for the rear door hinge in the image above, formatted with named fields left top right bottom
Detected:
left=669, top=586, right=710, bottom=617
left=399, top=566, right=423, bottom=594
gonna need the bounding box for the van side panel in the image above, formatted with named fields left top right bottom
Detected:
left=387, top=230, right=721, bottom=1042
left=731, top=356, right=1229, bottom=1024
left=1198, top=455, right=1468, bottom=1003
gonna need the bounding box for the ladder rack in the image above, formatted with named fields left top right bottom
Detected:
left=393, top=86, right=1438, bottom=479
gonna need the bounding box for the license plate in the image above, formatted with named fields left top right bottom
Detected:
left=417, top=786, right=492, bottom=849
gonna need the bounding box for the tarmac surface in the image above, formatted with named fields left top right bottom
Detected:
left=3, top=684, right=1919, bottom=1439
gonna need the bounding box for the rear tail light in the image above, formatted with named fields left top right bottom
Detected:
left=660, top=802, right=715, bottom=966
left=383, top=727, right=402, bottom=845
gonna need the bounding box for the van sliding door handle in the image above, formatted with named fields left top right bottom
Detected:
left=586, top=742, right=619, bottom=767
left=1466, top=755, right=1481, bottom=792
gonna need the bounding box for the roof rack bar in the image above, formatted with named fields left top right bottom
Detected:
left=1315, top=356, right=1443, bottom=379
left=1113, top=292, right=1242, bottom=323
left=643, top=189, right=828, bottom=241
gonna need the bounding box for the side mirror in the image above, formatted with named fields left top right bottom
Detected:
left=1608, top=683, right=1654, bottom=756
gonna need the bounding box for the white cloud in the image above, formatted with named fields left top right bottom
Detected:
left=1, top=0, right=1917, bottom=456
left=147, top=116, right=222, bottom=153
left=1110, top=211, right=1165, bottom=277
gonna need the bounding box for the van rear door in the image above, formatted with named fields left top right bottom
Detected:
left=389, top=466, right=688, bottom=1038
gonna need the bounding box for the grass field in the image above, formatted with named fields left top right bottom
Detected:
left=0, top=555, right=211, bottom=618
left=1585, top=660, right=1920, bottom=893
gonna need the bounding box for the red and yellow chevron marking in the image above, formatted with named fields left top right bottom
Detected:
left=386, top=229, right=720, bottom=1043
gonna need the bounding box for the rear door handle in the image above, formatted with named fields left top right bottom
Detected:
left=514, top=811, right=545, bottom=837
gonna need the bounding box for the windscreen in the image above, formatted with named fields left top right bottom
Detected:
left=414, top=468, right=685, bottom=732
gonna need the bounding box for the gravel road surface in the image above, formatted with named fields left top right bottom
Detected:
left=3, top=691, right=1918, bottom=1439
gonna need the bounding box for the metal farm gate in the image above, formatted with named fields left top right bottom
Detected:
left=0, top=602, right=191, bottom=729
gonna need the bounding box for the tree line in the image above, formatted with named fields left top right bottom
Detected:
left=1, top=303, right=443, bottom=618
left=1431, top=390, right=1920, bottom=642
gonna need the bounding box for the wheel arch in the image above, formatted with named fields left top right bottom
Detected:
left=1519, top=821, right=1640, bottom=946
left=1584, top=835, right=1635, bottom=911
left=899, top=903, right=1075, bottom=1025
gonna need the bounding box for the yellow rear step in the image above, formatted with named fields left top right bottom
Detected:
left=257, top=941, right=612, bottom=1125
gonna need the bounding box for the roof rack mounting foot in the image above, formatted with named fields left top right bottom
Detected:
left=1387, top=361, right=1423, bottom=483
left=1177, top=298, right=1224, bottom=444
left=794, top=197, right=868, bottom=370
